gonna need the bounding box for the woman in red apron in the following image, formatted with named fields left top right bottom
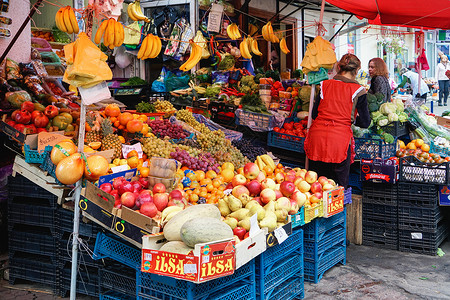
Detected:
left=304, top=54, right=370, bottom=188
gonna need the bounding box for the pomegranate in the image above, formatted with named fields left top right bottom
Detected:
left=15, top=109, right=31, bottom=124
left=44, top=105, right=59, bottom=119
left=21, top=101, right=35, bottom=113
left=31, top=110, right=42, bottom=122
left=33, top=113, right=49, bottom=128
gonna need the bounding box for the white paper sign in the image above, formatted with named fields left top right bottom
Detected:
left=202, top=255, right=210, bottom=264
left=274, top=226, right=289, bottom=244
left=223, top=189, right=232, bottom=195
left=184, top=263, right=197, bottom=274
left=249, top=213, right=260, bottom=238
left=411, top=232, right=423, bottom=240
left=79, top=81, right=111, bottom=105
left=111, top=165, right=129, bottom=173
left=122, top=143, right=143, bottom=158
left=207, top=3, right=224, bottom=32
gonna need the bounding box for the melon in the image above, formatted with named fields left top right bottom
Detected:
left=180, top=217, right=234, bottom=247
left=159, top=241, right=194, bottom=255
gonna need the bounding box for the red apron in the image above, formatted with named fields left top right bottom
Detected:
left=305, top=79, right=363, bottom=163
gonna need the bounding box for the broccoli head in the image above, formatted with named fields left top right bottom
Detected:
left=218, top=55, right=235, bottom=70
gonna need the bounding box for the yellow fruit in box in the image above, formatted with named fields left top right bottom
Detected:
left=119, top=159, right=128, bottom=165
left=118, top=136, right=125, bottom=143
left=113, top=158, right=120, bottom=165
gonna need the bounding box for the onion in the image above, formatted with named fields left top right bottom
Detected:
left=55, top=153, right=85, bottom=185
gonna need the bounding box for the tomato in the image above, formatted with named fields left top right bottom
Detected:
left=273, top=127, right=280, bottom=133
left=280, top=128, right=286, bottom=133
left=286, top=130, right=295, bottom=136
left=283, top=122, right=294, bottom=130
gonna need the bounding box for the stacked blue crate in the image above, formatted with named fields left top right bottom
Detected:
left=256, top=229, right=304, bottom=300
left=303, top=209, right=346, bottom=283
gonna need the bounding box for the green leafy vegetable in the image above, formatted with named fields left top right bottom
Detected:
left=136, top=101, right=155, bottom=113
left=121, top=77, right=147, bottom=86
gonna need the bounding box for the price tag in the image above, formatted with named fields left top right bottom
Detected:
left=143, top=160, right=148, bottom=168
left=207, top=3, right=224, bottom=32
left=223, top=189, right=232, bottom=195
left=274, top=226, right=289, bottom=244
left=249, top=213, right=260, bottom=238
left=184, top=263, right=197, bottom=274
left=111, top=165, right=129, bottom=173
left=122, top=143, right=143, bottom=158
left=411, top=232, right=423, bottom=240
left=295, top=215, right=300, bottom=221
left=202, top=255, right=210, bottom=264
left=79, top=81, right=111, bottom=105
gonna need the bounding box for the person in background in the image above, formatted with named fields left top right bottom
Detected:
left=304, top=54, right=370, bottom=188
left=368, top=57, right=391, bottom=103
left=436, top=52, right=450, bottom=106
left=398, top=67, right=430, bottom=100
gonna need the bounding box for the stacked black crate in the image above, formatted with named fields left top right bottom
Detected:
left=362, top=182, right=398, bottom=250
left=398, top=183, right=449, bottom=255
left=7, top=174, right=59, bottom=292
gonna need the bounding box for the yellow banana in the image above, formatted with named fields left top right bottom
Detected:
left=67, top=7, right=79, bottom=34
left=261, top=154, right=275, bottom=170
left=227, top=23, right=237, bottom=40
left=55, top=8, right=67, bottom=32
left=127, top=3, right=138, bottom=21
left=262, top=24, right=270, bottom=42
left=251, top=38, right=262, bottom=56
left=240, top=38, right=252, bottom=59
left=138, top=35, right=149, bottom=59
left=106, top=18, right=116, bottom=47
left=135, top=1, right=150, bottom=22
left=94, top=19, right=108, bottom=44
left=180, top=41, right=201, bottom=71
left=149, top=35, right=162, bottom=58
left=63, top=7, right=74, bottom=34
left=248, top=23, right=258, bottom=37
left=161, top=206, right=183, bottom=223
left=142, top=35, right=153, bottom=59
left=280, top=37, right=290, bottom=54
left=114, top=21, right=122, bottom=47
left=232, top=24, right=241, bottom=39
left=256, top=156, right=266, bottom=170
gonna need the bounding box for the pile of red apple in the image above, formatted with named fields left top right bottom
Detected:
left=99, top=177, right=187, bottom=219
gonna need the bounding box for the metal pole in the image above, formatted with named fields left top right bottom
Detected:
left=70, top=103, right=86, bottom=300
left=0, top=0, right=43, bottom=65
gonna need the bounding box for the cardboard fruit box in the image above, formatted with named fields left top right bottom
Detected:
left=322, top=186, right=344, bottom=218
left=141, top=236, right=236, bottom=283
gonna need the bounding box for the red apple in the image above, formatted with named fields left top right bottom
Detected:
left=137, top=190, right=153, bottom=204
left=289, top=198, right=299, bottom=215
left=132, top=181, right=143, bottom=193
left=310, top=182, right=322, bottom=194
left=153, top=183, right=166, bottom=194
left=255, top=171, right=266, bottom=183
left=260, top=188, right=276, bottom=204
left=322, top=183, right=334, bottom=191
left=153, top=192, right=169, bottom=211
left=140, top=202, right=158, bottom=218
left=168, top=198, right=187, bottom=208
left=244, top=232, right=250, bottom=239
left=246, top=180, right=262, bottom=196
left=276, top=197, right=291, bottom=211
left=243, top=162, right=260, bottom=180
left=261, top=178, right=276, bottom=190
left=225, top=182, right=234, bottom=190
left=114, top=199, right=121, bottom=208
left=232, top=185, right=250, bottom=199
left=118, top=181, right=134, bottom=195
left=284, top=170, right=296, bottom=182
left=233, top=227, right=247, bottom=240
left=305, top=170, right=318, bottom=184
left=274, top=189, right=283, bottom=199
left=291, top=190, right=307, bottom=207
left=280, top=181, right=295, bottom=197
left=121, top=192, right=136, bottom=208
left=318, top=176, right=328, bottom=186
left=314, top=191, right=323, bottom=200
left=231, top=174, right=247, bottom=187
left=296, top=169, right=306, bottom=179
left=328, top=179, right=336, bottom=186
left=253, top=197, right=263, bottom=205
left=139, top=177, right=149, bottom=189
left=169, top=189, right=183, bottom=201
left=99, top=183, right=113, bottom=193
left=113, top=177, right=126, bottom=190
left=275, top=172, right=285, bottom=184
left=309, top=195, right=320, bottom=204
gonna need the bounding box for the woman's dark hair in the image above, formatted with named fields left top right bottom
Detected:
left=369, top=57, right=389, bottom=78
left=337, top=53, right=361, bottom=76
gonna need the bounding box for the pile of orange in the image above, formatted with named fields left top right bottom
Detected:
left=405, top=139, right=430, bottom=152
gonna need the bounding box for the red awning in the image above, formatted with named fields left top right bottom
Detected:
left=327, top=0, right=450, bottom=29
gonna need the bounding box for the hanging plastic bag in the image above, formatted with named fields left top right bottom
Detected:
left=165, top=71, right=190, bottom=91
left=152, top=67, right=168, bottom=92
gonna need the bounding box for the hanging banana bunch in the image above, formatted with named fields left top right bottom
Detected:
left=262, top=22, right=279, bottom=43
left=226, top=23, right=241, bottom=40
left=280, top=38, right=290, bottom=54
left=127, top=1, right=150, bottom=23
left=240, top=37, right=252, bottom=59
left=179, top=40, right=202, bottom=71
left=248, top=23, right=258, bottom=37
left=55, top=6, right=79, bottom=34
left=137, top=34, right=162, bottom=60
left=94, top=18, right=125, bottom=49
left=247, top=37, right=262, bottom=56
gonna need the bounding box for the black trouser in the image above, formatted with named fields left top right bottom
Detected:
left=416, top=93, right=427, bottom=100
left=308, top=147, right=351, bottom=189
left=438, top=80, right=449, bottom=105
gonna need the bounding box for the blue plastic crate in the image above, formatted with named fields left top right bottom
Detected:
left=292, top=206, right=305, bottom=228
left=304, top=226, right=346, bottom=261
left=56, top=265, right=99, bottom=298
left=268, top=131, right=305, bottom=153
left=24, top=144, right=52, bottom=164
left=137, top=259, right=255, bottom=300
left=9, top=226, right=56, bottom=256
left=260, top=229, right=303, bottom=266
left=39, top=151, right=63, bottom=185
left=263, top=275, right=304, bottom=300
left=349, top=172, right=362, bottom=195
left=256, top=253, right=303, bottom=300
left=93, top=233, right=141, bottom=271
left=344, top=187, right=352, bottom=205
left=304, top=209, right=346, bottom=242
left=99, top=267, right=136, bottom=298
left=304, top=244, right=346, bottom=284
left=354, top=134, right=397, bottom=160
left=235, top=109, right=278, bottom=131
left=100, top=291, right=135, bottom=300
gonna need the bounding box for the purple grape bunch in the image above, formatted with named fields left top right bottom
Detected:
left=148, top=119, right=187, bottom=140
left=170, top=149, right=220, bottom=172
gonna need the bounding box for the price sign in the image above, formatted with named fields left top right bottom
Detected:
left=274, top=226, right=289, bottom=244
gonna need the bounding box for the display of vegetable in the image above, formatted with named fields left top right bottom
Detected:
left=217, top=54, right=235, bottom=70
left=367, top=92, right=384, bottom=112
left=408, top=106, right=450, bottom=141
left=136, top=101, right=156, bottom=113
left=120, top=77, right=147, bottom=87
left=239, top=75, right=259, bottom=95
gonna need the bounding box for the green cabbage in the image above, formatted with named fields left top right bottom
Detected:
left=388, top=113, right=399, bottom=122
left=379, top=103, right=397, bottom=115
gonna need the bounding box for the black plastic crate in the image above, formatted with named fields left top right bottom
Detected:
left=99, top=266, right=136, bottom=297
left=56, top=207, right=101, bottom=239
left=354, top=134, right=397, bottom=160
left=9, top=225, right=57, bottom=256
left=8, top=175, right=58, bottom=208
left=56, top=265, right=100, bottom=297
left=362, top=203, right=398, bottom=228
left=9, top=252, right=57, bottom=286
left=363, top=225, right=398, bottom=250
left=379, top=121, right=409, bottom=137
left=57, top=245, right=101, bottom=269
left=399, top=222, right=449, bottom=256
left=399, top=156, right=450, bottom=185
left=398, top=182, right=439, bottom=208
left=362, top=182, right=398, bottom=206
left=398, top=206, right=444, bottom=232
left=8, top=198, right=55, bottom=228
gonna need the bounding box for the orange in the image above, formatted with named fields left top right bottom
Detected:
left=127, top=156, right=139, bottom=168
left=199, top=191, right=208, bottom=198
left=140, top=124, right=149, bottom=135
left=185, top=189, right=192, bottom=195
left=127, top=150, right=139, bottom=159
left=140, top=167, right=149, bottom=177
left=397, top=140, right=406, bottom=149
left=195, top=170, right=205, bottom=181
left=118, top=112, right=133, bottom=126
left=193, top=188, right=200, bottom=195
left=421, top=144, right=430, bottom=152
left=406, top=143, right=417, bottom=150
left=114, top=120, right=120, bottom=128
left=206, top=170, right=217, bottom=179
left=200, top=186, right=208, bottom=193
left=190, top=181, right=200, bottom=188
left=88, top=142, right=101, bottom=150
left=118, top=136, right=125, bottom=143
left=212, top=178, right=222, bottom=188
left=206, top=184, right=214, bottom=192
left=181, top=166, right=188, bottom=171
left=415, top=139, right=424, bottom=148
left=190, top=194, right=199, bottom=203
left=221, top=162, right=235, bottom=172
left=110, top=116, right=117, bottom=123
left=200, top=178, right=212, bottom=186
left=277, top=163, right=283, bottom=169
left=220, top=168, right=234, bottom=182
left=310, top=196, right=319, bottom=204
left=139, top=115, right=148, bottom=122
left=263, top=165, right=274, bottom=175
left=237, top=167, right=244, bottom=175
